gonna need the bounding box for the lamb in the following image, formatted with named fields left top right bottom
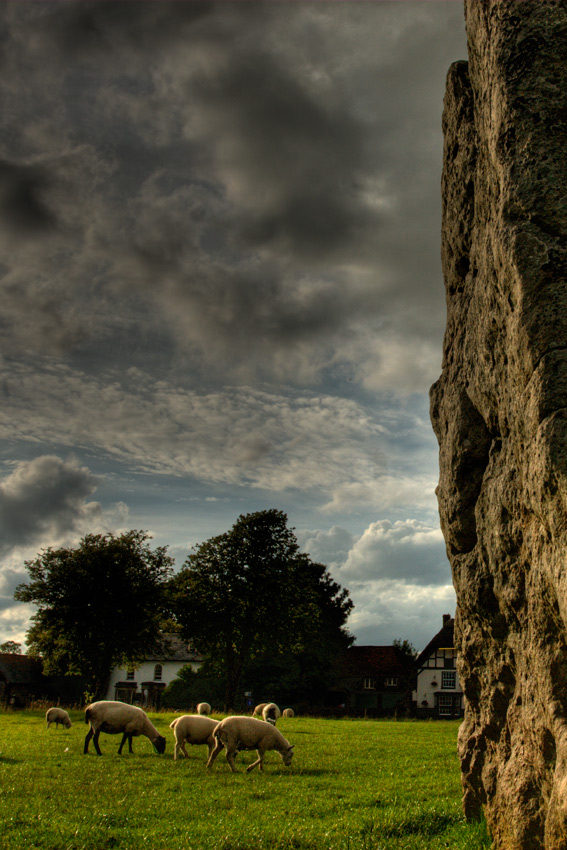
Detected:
left=169, top=714, right=219, bottom=761
left=206, top=715, right=294, bottom=773
left=46, top=707, right=72, bottom=729
left=196, top=702, right=211, bottom=715
left=84, top=700, right=166, bottom=756
left=282, top=708, right=295, bottom=718
left=262, top=702, right=281, bottom=725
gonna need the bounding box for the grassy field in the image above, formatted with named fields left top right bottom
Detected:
left=0, top=709, right=492, bottom=850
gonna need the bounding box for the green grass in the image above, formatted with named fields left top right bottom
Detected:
left=0, top=710, right=492, bottom=850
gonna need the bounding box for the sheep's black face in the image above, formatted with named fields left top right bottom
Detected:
left=155, top=735, right=166, bottom=754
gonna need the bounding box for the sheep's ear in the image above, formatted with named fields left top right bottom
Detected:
left=288, top=745, right=295, bottom=750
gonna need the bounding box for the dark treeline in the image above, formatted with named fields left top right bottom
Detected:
left=15, top=510, right=353, bottom=710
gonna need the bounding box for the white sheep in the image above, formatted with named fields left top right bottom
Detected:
left=84, top=700, right=166, bottom=756
left=262, top=702, right=281, bottom=725
left=206, top=715, right=294, bottom=773
left=282, top=708, right=295, bottom=718
left=252, top=702, right=267, bottom=717
left=46, top=707, right=72, bottom=729
left=196, top=702, right=211, bottom=715
left=169, top=714, right=219, bottom=761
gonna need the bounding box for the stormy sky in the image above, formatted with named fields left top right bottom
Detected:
left=0, top=1, right=466, bottom=652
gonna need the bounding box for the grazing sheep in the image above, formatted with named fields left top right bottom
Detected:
left=252, top=702, right=267, bottom=717
left=196, top=702, right=211, bottom=715
left=282, top=708, right=295, bottom=718
left=207, top=715, right=294, bottom=773
left=84, top=700, right=166, bottom=756
left=46, top=707, right=72, bottom=729
left=169, top=714, right=219, bottom=761
left=262, top=702, right=281, bottom=725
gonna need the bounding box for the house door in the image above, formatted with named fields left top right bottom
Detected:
left=436, top=693, right=462, bottom=717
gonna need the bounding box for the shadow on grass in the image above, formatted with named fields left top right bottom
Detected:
left=294, top=767, right=340, bottom=776
left=376, top=811, right=461, bottom=838
left=0, top=756, right=20, bottom=764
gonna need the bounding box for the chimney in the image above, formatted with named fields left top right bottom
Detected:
left=442, top=614, right=451, bottom=625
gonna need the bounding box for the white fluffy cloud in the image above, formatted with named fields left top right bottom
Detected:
left=299, top=519, right=454, bottom=650
left=339, top=518, right=449, bottom=585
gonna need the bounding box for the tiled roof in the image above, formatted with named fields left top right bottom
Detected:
left=340, top=645, right=413, bottom=677
left=0, top=653, right=43, bottom=684
left=146, top=634, right=204, bottom=663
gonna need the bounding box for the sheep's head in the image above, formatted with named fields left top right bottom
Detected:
left=154, top=735, right=166, bottom=754
left=281, top=745, right=294, bottom=766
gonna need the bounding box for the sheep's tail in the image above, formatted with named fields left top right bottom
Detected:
left=85, top=708, right=92, bottom=725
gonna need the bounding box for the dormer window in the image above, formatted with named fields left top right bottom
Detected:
left=363, top=678, right=376, bottom=690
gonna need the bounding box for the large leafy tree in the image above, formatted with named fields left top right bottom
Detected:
left=170, top=509, right=353, bottom=710
left=15, top=530, right=174, bottom=700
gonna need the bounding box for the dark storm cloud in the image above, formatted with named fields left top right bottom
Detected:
left=0, top=1, right=466, bottom=390
left=186, top=46, right=374, bottom=260
left=2, top=1, right=213, bottom=58
left=0, top=456, right=102, bottom=556
left=0, top=160, right=57, bottom=236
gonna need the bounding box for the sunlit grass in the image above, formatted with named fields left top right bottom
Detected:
left=0, top=710, right=492, bottom=849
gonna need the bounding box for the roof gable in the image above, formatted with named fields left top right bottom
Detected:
left=416, top=616, right=455, bottom=666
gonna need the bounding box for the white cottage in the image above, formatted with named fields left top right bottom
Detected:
left=413, top=614, right=464, bottom=719
left=105, top=634, right=203, bottom=708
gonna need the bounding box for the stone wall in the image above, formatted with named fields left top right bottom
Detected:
left=430, top=1, right=567, bottom=847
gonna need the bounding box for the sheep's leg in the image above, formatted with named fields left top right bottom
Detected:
left=91, top=730, right=103, bottom=755
left=84, top=727, right=95, bottom=754
left=173, top=740, right=186, bottom=760
left=246, top=749, right=265, bottom=773
left=226, top=748, right=238, bottom=773
left=180, top=742, right=189, bottom=758
left=206, top=738, right=224, bottom=770
left=118, top=732, right=133, bottom=754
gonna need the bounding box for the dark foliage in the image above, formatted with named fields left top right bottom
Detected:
left=15, top=530, right=173, bottom=700
left=169, top=509, right=353, bottom=710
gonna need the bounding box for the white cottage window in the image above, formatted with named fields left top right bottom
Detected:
left=441, top=670, right=456, bottom=689
left=154, top=664, right=163, bottom=681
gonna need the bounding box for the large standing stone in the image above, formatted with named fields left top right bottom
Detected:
left=430, top=1, right=567, bottom=847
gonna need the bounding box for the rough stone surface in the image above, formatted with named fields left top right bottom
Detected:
left=430, top=1, right=567, bottom=848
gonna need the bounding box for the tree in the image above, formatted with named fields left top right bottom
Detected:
left=14, top=530, right=174, bottom=700
left=0, top=641, right=22, bottom=654
left=169, top=509, right=353, bottom=710
left=393, top=638, right=417, bottom=659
